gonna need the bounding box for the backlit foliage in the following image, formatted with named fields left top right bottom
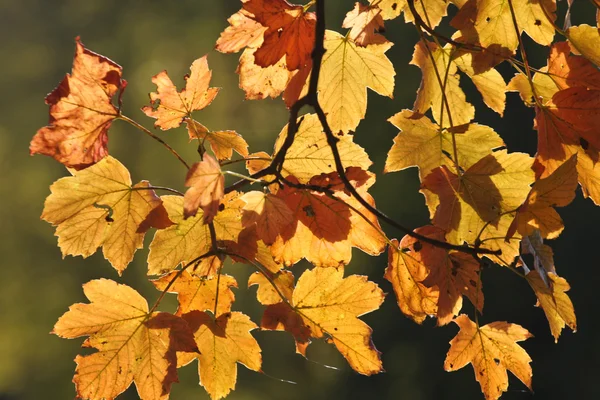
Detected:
left=31, top=0, right=600, bottom=398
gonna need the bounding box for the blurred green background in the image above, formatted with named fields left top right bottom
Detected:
left=1, top=0, right=599, bottom=399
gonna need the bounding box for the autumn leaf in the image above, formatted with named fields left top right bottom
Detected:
left=218, top=0, right=315, bottom=71
left=236, top=48, right=295, bottom=100
left=411, top=39, right=474, bottom=128
left=510, top=154, right=577, bottom=239
left=450, top=46, right=507, bottom=116
left=184, top=155, right=225, bottom=223
left=404, top=0, right=449, bottom=28
left=248, top=269, right=295, bottom=305
left=401, top=226, right=484, bottom=325
left=274, top=113, right=372, bottom=182
left=566, top=24, right=600, bottom=67
left=421, top=150, right=534, bottom=263
left=30, top=38, right=125, bottom=169
left=385, top=238, right=439, bottom=324
left=186, top=120, right=248, bottom=161
left=445, top=314, right=533, bottom=400
left=262, top=267, right=385, bottom=375
left=270, top=173, right=385, bottom=267
left=521, top=231, right=556, bottom=278
left=452, top=0, right=557, bottom=55
left=152, top=270, right=237, bottom=316
left=216, top=11, right=267, bottom=53
left=179, top=311, right=262, bottom=400
left=42, top=156, right=167, bottom=274
left=316, top=30, right=395, bottom=134
left=370, top=0, right=405, bottom=20
left=547, top=42, right=600, bottom=91
left=143, top=56, right=219, bottom=130
left=343, top=2, right=388, bottom=46
left=148, top=194, right=246, bottom=275
left=526, top=270, right=576, bottom=342
left=53, top=279, right=198, bottom=400
left=241, top=191, right=294, bottom=245
left=385, top=110, right=504, bottom=179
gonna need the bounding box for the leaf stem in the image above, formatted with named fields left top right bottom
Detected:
left=118, top=114, right=190, bottom=170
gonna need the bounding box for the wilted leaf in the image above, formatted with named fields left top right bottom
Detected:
left=143, top=56, right=219, bottom=130
left=184, top=155, right=225, bottom=223
left=30, top=38, right=125, bottom=169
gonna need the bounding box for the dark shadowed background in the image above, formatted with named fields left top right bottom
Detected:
left=1, top=1, right=599, bottom=399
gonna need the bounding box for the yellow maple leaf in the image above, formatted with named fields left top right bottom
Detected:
left=248, top=269, right=295, bottom=305
left=148, top=194, right=245, bottom=275
left=566, top=24, right=600, bottom=67
left=42, top=156, right=167, bottom=274
left=385, top=238, right=439, bottom=324
left=317, top=30, right=395, bottom=134
left=421, top=150, right=534, bottom=263
left=526, top=270, right=577, bottom=342
left=445, top=314, right=533, bottom=400
left=411, top=39, right=474, bottom=128
left=179, top=311, right=262, bottom=400
left=343, top=2, right=388, bottom=46
left=53, top=279, right=198, bottom=400
left=452, top=0, right=556, bottom=54
left=385, top=110, right=504, bottom=179
left=274, top=114, right=372, bottom=182
left=262, top=267, right=385, bottom=375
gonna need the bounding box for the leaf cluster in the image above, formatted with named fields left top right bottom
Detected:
left=31, top=0, right=600, bottom=399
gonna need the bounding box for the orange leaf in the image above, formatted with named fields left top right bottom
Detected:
left=186, top=119, right=248, bottom=161
left=262, top=267, right=385, bottom=375
left=143, top=56, right=219, bottom=130
left=53, top=279, right=198, bottom=400
left=421, top=150, right=534, bottom=264
left=270, top=173, right=386, bottom=267
left=30, top=38, right=125, bottom=169
left=180, top=311, right=262, bottom=400
left=184, top=155, right=225, bottom=223
left=241, top=191, right=294, bottom=245
left=385, top=238, right=439, bottom=324
left=526, top=270, right=576, bottom=342
left=343, top=2, right=388, bottom=46
left=41, top=156, right=166, bottom=274
left=152, top=270, right=237, bottom=316
left=241, top=0, right=316, bottom=70
left=511, top=154, right=578, bottom=239
left=445, top=315, right=533, bottom=400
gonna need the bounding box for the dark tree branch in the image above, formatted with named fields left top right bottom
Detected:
left=225, top=0, right=499, bottom=257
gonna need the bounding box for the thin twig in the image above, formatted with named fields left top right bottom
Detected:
left=118, top=114, right=190, bottom=170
